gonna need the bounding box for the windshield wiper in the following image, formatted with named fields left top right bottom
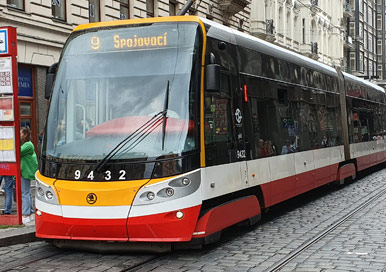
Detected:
left=94, top=112, right=164, bottom=173
left=162, top=80, right=170, bottom=150
left=94, top=81, right=171, bottom=173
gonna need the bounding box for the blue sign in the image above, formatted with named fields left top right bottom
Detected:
left=18, top=66, right=33, bottom=97
left=0, top=29, right=8, bottom=55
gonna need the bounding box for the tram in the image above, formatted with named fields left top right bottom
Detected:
left=37, top=13, right=386, bottom=250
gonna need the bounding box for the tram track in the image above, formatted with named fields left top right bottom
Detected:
left=265, top=182, right=386, bottom=272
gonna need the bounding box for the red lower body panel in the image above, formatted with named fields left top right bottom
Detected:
left=193, top=195, right=261, bottom=238
left=261, top=164, right=338, bottom=207
left=127, top=205, right=201, bottom=242
left=356, top=150, right=386, bottom=171
left=35, top=212, right=128, bottom=241
left=36, top=205, right=202, bottom=242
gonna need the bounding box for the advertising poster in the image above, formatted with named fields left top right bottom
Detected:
left=0, top=57, right=13, bottom=94
left=0, top=96, right=13, bottom=121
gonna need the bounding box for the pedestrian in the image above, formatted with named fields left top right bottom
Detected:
left=20, top=127, right=38, bottom=224
left=3, top=176, right=15, bottom=215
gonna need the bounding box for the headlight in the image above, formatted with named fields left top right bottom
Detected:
left=37, top=187, right=44, bottom=196
left=182, top=178, right=190, bottom=186
left=133, top=170, right=200, bottom=206
left=165, top=188, right=174, bottom=197
left=46, top=191, right=54, bottom=200
left=35, top=177, right=59, bottom=204
left=147, top=192, right=155, bottom=200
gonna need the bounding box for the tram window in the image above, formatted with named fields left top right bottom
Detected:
left=350, top=98, right=381, bottom=142
left=293, top=64, right=301, bottom=84
left=204, top=95, right=234, bottom=166
left=206, top=37, right=236, bottom=75
left=220, top=72, right=231, bottom=95
left=278, top=89, right=288, bottom=105
left=238, top=47, right=262, bottom=76
left=278, top=60, right=289, bottom=82
left=261, top=54, right=277, bottom=79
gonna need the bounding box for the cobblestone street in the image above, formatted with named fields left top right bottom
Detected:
left=2, top=168, right=386, bottom=271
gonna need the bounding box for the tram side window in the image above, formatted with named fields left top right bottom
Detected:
left=204, top=82, right=234, bottom=166
left=350, top=98, right=382, bottom=142
left=243, top=78, right=282, bottom=158
left=238, top=47, right=262, bottom=76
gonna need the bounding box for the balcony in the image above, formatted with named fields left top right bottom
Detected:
left=251, top=19, right=275, bottom=42
left=310, top=0, right=319, bottom=12
left=299, top=42, right=319, bottom=60
left=344, top=35, right=353, bottom=49
left=219, top=0, right=249, bottom=16
left=265, top=19, right=276, bottom=41
left=343, top=2, right=353, bottom=17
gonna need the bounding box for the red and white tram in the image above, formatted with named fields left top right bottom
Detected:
left=36, top=14, right=386, bottom=250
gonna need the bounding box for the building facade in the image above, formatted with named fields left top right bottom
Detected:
left=347, top=0, right=378, bottom=79
left=250, top=0, right=349, bottom=68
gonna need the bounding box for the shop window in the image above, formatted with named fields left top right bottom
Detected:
left=119, top=0, right=129, bottom=20
left=7, top=0, right=24, bottom=10
left=52, top=0, right=66, bottom=21
left=17, top=65, right=37, bottom=146
left=89, top=0, right=100, bottom=22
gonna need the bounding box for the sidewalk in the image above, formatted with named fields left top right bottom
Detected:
left=0, top=181, right=38, bottom=247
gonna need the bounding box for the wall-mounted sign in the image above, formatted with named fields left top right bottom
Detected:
left=0, top=29, right=8, bottom=55
left=0, top=57, right=13, bottom=94
left=18, top=66, right=33, bottom=97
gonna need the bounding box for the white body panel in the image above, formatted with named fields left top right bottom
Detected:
left=294, top=150, right=315, bottom=174
left=201, top=161, right=246, bottom=200
left=202, top=145, right=348, bottom=201
left=351, top=140, right=386, bottom=159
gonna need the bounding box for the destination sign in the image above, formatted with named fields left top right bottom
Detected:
left=65, top=23, right=199, bottom=56
left=90, top=32, right=168, bottom=51
left=64, top=23, right=184, bottom=55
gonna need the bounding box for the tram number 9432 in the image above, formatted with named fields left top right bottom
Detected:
left=74, top=170, right=127, bottom=181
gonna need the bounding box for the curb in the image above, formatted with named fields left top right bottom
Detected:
left=0, top=225, right=38, bottom=247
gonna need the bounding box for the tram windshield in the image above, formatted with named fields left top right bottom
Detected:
left=42, top=22, right=201, bottom=162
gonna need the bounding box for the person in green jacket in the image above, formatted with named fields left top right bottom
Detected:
left=20, top=127, right=38, bottom=224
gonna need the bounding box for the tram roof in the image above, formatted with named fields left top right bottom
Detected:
left=72, top=16, right=384, bottom=94
left=200, top=17, right=385, bottom=94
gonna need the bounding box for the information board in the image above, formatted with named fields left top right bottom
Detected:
left=0, top=126, right=15, bottom=162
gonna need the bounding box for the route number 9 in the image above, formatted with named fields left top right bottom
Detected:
left=91, top=36, right=100, bottom=50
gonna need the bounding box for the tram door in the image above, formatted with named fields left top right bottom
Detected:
left=227, top=43, right=249, bottom=189
left=232, top=80, right=249, bottom=188
left=204, top=38, right=248, bottom=189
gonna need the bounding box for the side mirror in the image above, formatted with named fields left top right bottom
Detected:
left=205, top=64, right=220, bottom=92
left=45, top=62, right=58, bottom=100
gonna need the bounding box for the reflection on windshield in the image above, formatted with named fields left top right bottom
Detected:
left=43, top=22, right=201, bottom=162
